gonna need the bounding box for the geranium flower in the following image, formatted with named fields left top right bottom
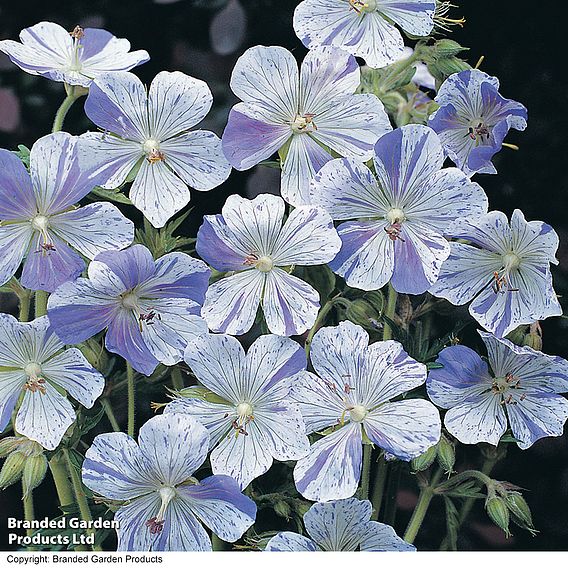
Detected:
left=47, top=245, right=209, bottom=376
left=292, top=321, right=441, bottom=502
left=0, top=22, right=149, bottom=87
left=310, top=124, right=488, bottom=294
left=165, top=332, right=309, bottom=489
left=293, top=0, right=435, bottom=70
left=82, top=414, right=256, bottom=551
left=197, top=193, right=341, bottom=336
left=427, top=331, right=568, bottom=449
left=0, top=132, right=134, bottom=292
left=430, top=210, right=562, bottom=337
left=265, top=497, right=415, bottom=551
left=78, top=71, right=231, bottom=227
left=222, top=45, right=392, bottom=205
left=0, top=315, right=104, bottom=450
left=428, top=69, right=528, bottom=176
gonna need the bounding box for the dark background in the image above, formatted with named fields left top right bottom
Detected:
left=1, top=0, right=567, bottom=552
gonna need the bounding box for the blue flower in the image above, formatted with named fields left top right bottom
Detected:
left=266, top=497, right=415, bottom=551
left=427, top=331, right=568, bottom=449
left=428, top=69, right=528, bottom=176
left=292, top=321, right=441, bottom=502
left=82, top=414, right=256, bottom=551
left=0, top=314, right=104, bottom=450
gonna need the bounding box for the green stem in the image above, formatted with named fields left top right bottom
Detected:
left=359, top=444, right=373, bottom=500
left=382, top=285, right=398, bottom=341
left=52, top=86, right=83, bottom=133
left=18, top=290, right=32, bottom=323
left=171, top=366, right=184, bottom=391
left=22, top=483, right=35, bottom=538
left=49, top=454, right=74, bottom=508
left=100, top=398, right=121, bottom=432
left=384, top=462, right=402, bottom=527
left=64, top=450, right=101, bottom=551
left=35, top=291, right=48, bottom=318
left=404, top=469, right=443, bottom=544
left=127, top=363, right=136, bottom=437
left=370, top=455, right=388, bottom=521
left=305, top=297, right=350, bottom=356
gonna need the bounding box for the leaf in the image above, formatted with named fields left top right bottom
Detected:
left=89, top=186, right=132, bottom=205
left=443, top=496, right=460, bottom=551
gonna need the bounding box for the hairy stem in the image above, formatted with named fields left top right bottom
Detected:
left=127, top=363, right=136, bottom=437
left=404, top=469, right=443, bottom=544
left=52, top=86, right=84, bottom=133
left=100, top=398, right=121, bottom=432
left=18, top=290, right=32, bottom=323
left=382, top=285, right=398, bottom=341
left=49, top=454, right=74, bottom=508
left=35, top=291, right=48, bottom=318
left=359, top=444, right=373, bottom=500
left=370, top=455, right=388, bottom=520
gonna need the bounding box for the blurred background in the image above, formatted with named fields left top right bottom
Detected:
left=1, top=0, right=567, bottom=552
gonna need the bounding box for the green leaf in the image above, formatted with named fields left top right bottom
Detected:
left=14, top=145, right=31, bottom=168
left=89, top=186, right=132, bottom=205
left=443, top=496, right=460, bottom=551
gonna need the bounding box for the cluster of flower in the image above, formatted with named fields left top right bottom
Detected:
left=0, top=0, right=566, bottom=553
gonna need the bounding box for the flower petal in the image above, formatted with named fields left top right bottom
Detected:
left=364, top=399, right=441, bottom=460
left=359, top=521, right=416, bottom=551
left=0, top=371, right=25, bottom=432
left=294, top=423, right=362, bottom=502
left=94, top=245, right=155, bottom=290
left=0, top=223, right=31, bottom=287
left=0, top=148, right=36, bottom=220
left=265, top=533, right=318, bottom=551
left=377, top=0, right=435, bottom=36
left=114, top=494, right=160, bottom=552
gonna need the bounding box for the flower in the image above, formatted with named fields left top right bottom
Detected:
left=0, top=132, right=134, bottom=292
left=0, top=22, right=149, bottom=87
left=222, top=45, right=392, bottom=205
left=197, top=193, right=341, bottom=336
left=0, top=314, right=104, bottom=450
left=310, top=124, right=488, bottom=295
left=265, top=497, right=415, bottom=551
left=82, top=413, right=256, bottom=551
left=293, top=0, right=435, bottom=70
left=47, top=245, right=209, bottom=376
left=426, top=331, right=568, bottom=449
left=292, top=321, right=441, bottom=502
left=165, top=332, right=309, bottom=489
left=429, top=209, right=562, bottom=338
left=78, top=71, right=231, bottom=228
left=428, top=69, right=528, bottom=176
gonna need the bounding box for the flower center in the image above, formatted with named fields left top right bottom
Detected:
left=121, top=291, right=140, bottom=311
left=231, top=402, right=255, bottom=438
left=386, top=208, right=405, bottom=224
left=243, top=254, right=274, bottom=272
left=146, top=486, right=176, bottom=534
left=349, top=0, right=377, bottom=14
left=32, top=215, right=49, bottom=232
left=467, top=120, right=491, bottom=143
left=503, top=252, right=521, bottom=272
left=384, top=208, right=406, bottom=242
left=23, top=363, right=47, bottom=395
left=237, top=402, right=253, bottom=417
left=291, top=114, right=318, bottom=133
left=349, top=405, right=368, bottom=423
left=491, top=373, right=525, bottom=405
left=143, top=139, right=165, bottom=164
left=31, top=215, right=56, bottom=254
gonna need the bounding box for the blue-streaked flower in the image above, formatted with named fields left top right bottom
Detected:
left=265, top=497, right=415, bottom=551
left=82, top=413, right=256, bottom=551
left=430, top=209, right=561, bottom=338
left=0, top=22, right=149, bottom=87
left=0, top=132, right=134, bottom=292
left=165, top=332, right=309, bottom=489
left=222, top=45, right=392, bottom=205
left=197, top=193, right=341, bottom=336
left=47, top=245, right=209, bottom=376
left=0, top=314, right=104, bottom=450
left=78, top=71, right=231, bottom=228
left=427, top=331, right=568, bottom=449
left=310, top=124, right=488, bottom=295
left=292, top=321, right=441, bottom=502
left=293, top=0, right=435, bottom=70
left=428, top=69, right=528, bottom=176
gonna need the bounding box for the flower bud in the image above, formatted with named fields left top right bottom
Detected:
left=436, top=434, right=456, bottom=474
left=0, top=451, right=27, bottom=489
left=485, top=496, right=511, bottom=537
left=429, top=57, right=470, bottom=81
left=522, top=323, right=543, bottom=351
left=22, top=453, right=48, bottom=497
left=364, top=291, right=385, bottom=314
left=346, top=299, right=380, bottom=331
left=273, top=500, right=292, bottom=520
left=506, top=492, right=536, bottom=533
left=0, top=437, right=20, bottom=458
left=411, top=445, right=437, bottom=472
left=432, top=39, right=468, bottom=58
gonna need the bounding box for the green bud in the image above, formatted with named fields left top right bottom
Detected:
left=522, top=323, right=543, bottom=351
left=379, top=91, right=406, bottom=114
left=506, top=492, right=536, bottom=533
left=22, top=454, right=48, bottom=497
left=273, top=500, right=292, bottom=520
left=411, top=444, right=437, bottom=472
left=346, top=299, right=380, bottom=331
left=386, top=65, right=419, bottom=91
left=436, top=434, right=456, bottom=474
left=364, top=290, right=385, bottom=314
left=432, top=39, right=468, bottom=58
left=485, top=496, right=511, bottom=537
left=0, top=437, right=20, bottom=458
left=0, top=451, right=27, bottom=489
left=429, top=57, right=471, bottom=82
left=505, top=325, right=529, bottom=346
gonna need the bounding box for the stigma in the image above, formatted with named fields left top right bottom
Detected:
left=349, top=0, right=377, bottom=14
left=243, top=254, right=274, bottom=272
left=291, top=113, right=318, bottom=133
left=146, top=486, right=176, bottom=534
left=144, top=139, right=165, bottom=164
left=23, top=362, right=47, bottom=395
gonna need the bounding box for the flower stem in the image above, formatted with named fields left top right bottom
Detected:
left=359, top=444, right=373, bottom=500
left=370, top=455, right=388, bottom=520
left=171, top=366, right=184, bottom=391
left=100, top=398, right=121, bottom=432
left=22, top=483, right=35, bottom=538
left=52, top=86, right=84, bottom=133
left=305, top=296, right=350, bottom=356
left=64, top=449, right=102, bottom=551
left=49, top=454, right=74, bottom=508
left=382, top=284, right=398, bottom=341
left=404, top=469, right=443, bottom=544
left=35, top=291, right=49, bottom=318
left=127, top=363, right=136, bottom=438
left=18, top=290, right=32, bottom=323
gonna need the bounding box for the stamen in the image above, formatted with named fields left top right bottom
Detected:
left=23, top=363, right=47, bottom=395
left=146, top=486, right=176, bottom=534
left=348, top=0, right=377, bottom=14
left=69, top=26, right=85, bottom=40
left=147, top=149, right=166, bottom=164
left=243, top=254, right=274, bottom=272
left=32, top=215, right=56, bottom=255
left=291, top=114, right=318, bottom=133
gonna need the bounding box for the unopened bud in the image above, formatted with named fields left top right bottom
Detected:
left=437, top=434, right=456, bottom=474
left=429, top=57, right=470, bottom=81
left=506, top=492, right=536, bottom=533
left=522, top=323, right=543, bottom=351
left=364, top=291, right=385, bottom=314
left=0, top=437, right=20, bottom=458
left=411, top=445, right=437, bottom=472
left=485, top=496, right=511, bottom=537
left=432, top=39, right=468, bottom=58
left=346, top=299, right=380, bottom=331
left=22, top=454, right=48, bottom=497
left=0, top=451, right=27, bottom=489
left=274, top=500, right=292, bottom=520
left=506, top=325, right=529, bottom=346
